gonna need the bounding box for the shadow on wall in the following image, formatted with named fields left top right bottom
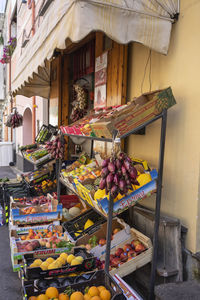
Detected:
left=23, top=107, right=32, bottom=145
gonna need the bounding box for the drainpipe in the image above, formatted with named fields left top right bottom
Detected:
left=9, top=21, right=12, bottom=142
left=31, top=0, right=36, bottom=143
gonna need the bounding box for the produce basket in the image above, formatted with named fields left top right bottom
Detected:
left=101, top=227, right=153, bottom=278
left=22, top=270, right=126, bottom=300
left=62, top=209, right=106, bottom=242
left=23, top=248, right=96, bottom=279
left=35, top=124, right=57, bottom=144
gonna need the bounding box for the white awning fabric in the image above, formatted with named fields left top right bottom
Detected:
left=12, top=0, right=179, bottom=98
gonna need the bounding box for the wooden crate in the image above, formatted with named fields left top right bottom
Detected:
left=101, top=227, right=152, bottom=278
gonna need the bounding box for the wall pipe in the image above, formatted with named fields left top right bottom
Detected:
left=31, top=0, right=36, bottom=143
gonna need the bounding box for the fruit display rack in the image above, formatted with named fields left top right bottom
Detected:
left=57, top=109, right=168, bottom=300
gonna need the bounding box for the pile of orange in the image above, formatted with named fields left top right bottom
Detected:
left=28, top=286, right=111, bottom=300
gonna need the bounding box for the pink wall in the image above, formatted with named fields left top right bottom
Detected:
left=23, top=107, right=32, bottom=145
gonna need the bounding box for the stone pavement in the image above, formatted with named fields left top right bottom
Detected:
left=0, top=166, right=22, bottom=299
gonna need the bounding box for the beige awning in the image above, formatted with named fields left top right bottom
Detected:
left=12, top=0, right=179, bottom=98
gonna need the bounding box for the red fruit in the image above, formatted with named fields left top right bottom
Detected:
left=115, top=248, right=123, bottom=257
left=135, top=243, right=145, bottom=252
left=131, top=240, right=140, bottom=249
left=111, top=257, right=121, bottom=268
left=123, top=244, right=132, bottom=252
left=128, top=249, right=136, bottom=258
left=110, top=254, right=115, bottom=261
left=120, top=252, right=128, bottom=262
left=25, top=244, right=33, bottom=252
left=113, top=228, right=121, bottom=235
left=99, top=239, right=106, bottom=246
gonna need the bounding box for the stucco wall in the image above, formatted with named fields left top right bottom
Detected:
left=127, top=0, right=200, bottom=253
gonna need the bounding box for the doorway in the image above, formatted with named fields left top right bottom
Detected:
left=23, top=107, right=32, bottom=145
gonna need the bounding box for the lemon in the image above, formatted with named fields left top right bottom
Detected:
left=60, top=253, right=68, bottom=261
left=29, top=263, right=37, bottom=268
left=33, top=259, right=43, bottom=266
left=71, top=258, right=81, bottom=266
left=67, top=254, right=75, bottom=264
left=46, top=257, right=55, bottom=264
left=76, top=256, right=84, bottom=263
left=48, top=263, right=56, bottom=270
left=84, top=219, right=94, bottom=230
left=57, top=257, right=66, bottom=265
left=40, top=262, right=49, bottom=270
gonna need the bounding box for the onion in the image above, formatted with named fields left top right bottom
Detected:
left=101, top=167, right=109, bottom=178
left=114, top=174, right=119, bottom=186
left=99, top=178, right=106, bottom=190
left=102, top=158, right=110, bottom=168
left=108, top=162, right=116, bottom=173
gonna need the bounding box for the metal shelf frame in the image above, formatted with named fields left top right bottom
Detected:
left=57, top=110, right=167, bottom=300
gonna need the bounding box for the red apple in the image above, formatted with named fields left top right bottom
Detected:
left=111, top=257, right=121, bottom=267
left=135, top=243, right=145, bottom=252
left=120, top=252, right=128, bottom=262
left=113, top=228, right=121, bottom=235
left=123, top=244, right=132, bottom=252
left=131, top=240, right=140, bottom=249
left=128, top=249, right=136, bottom=258
left=99, top=238, right=106, bottom=246
left=110, top=254, right=115, bottom=261
left=115, top=248, right=123, bottom=257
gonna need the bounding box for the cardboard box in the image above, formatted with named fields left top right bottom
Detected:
left=91, top=87, right=176, bottom=138
left=76, top=218, right=131, bottom=258
left=10, top=197, right=62, bottom=225
left=98, top=169, right=157, bottom=216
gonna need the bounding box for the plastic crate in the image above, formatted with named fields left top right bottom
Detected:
left=22, top=270, right=126, bottom=300
left=35, top=124, right=57, bottom=144
left=23, top=248, right=96, bottom=280
left=62, top=209, right=106, bottom=241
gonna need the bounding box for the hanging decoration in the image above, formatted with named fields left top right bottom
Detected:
left=70, top=84, right=87, bottom=122
left=5, top=107, right=23, bottom=128
left=45, top=135, right=66, bottom=159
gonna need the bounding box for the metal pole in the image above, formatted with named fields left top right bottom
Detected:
left=90, top=140, right=94, bottom=159
left=149, top=109, right=167, bottom=300
left=105, top=192, right=114, bottom=274
left=56, top=159, right=62, bottom=203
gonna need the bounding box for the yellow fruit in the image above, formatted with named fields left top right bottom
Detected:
left=36, top=295, right=48, bottom=300
left=100, top=289, right=111, bottom=300
left=136, top=173, right=152, bottom=188
left=84, top=219, right=94, bottom=230
left=46, top=257, right=55, bottom=264
left=28, top=297, right=37, bottom=300
left=29, top=263, right=37, bottom=268
left=55, top=260, right=62, bottom=268
left=84, top=294, right=91, bottom=300
left=76, top=256, right=84, bottom=263
left=33, top=259, right=43, bottom=266
left=60, top=253, right=68, bottom=261
left=57, top=257, right=66, bottom=265
left=71, top=258, right=81, bottom=266
left=97, top=286, right=106, bottom=293
left=40, top=262, right=48, bottom=271
left=45, top=287, right=59, bottom=298
left=48, top=263, right=56, bottom=270
left=67, top=254, right=75, bottom=264
left=90, top=297, right=101, bottom=300
left=59, top=293, right=69, bottom=300
left=70, top=291, right=84, bottom=300
left=88, top=287, right=99, bottom=297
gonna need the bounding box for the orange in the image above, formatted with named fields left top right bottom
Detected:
left=97, top=286, right=106, bottom=293
left=59, top=294, right=69, bottom=300
left=90, top=297, right=101, bottom=300
left=36, top=295, right=48, bottom=300
left=88, top=287, right=99, bottom=297
left=100, top=289, right=111, bottom=300
left=45, top=287, right=59, bottom=298
left=84, top=294, right=91, bottom=300
left=70, top=291, right=84, bottom=300
left=28, top=297, right=37, bottom=300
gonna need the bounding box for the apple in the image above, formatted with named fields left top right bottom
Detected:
left=131, top=240, right=140, bottom=249
left=120, top=252, right=128, bottom=262
left=128, top=249, right=136, bottom=258
left=99, top=238, right=106, bottom=246
left=115, top=248, right=123, bottom=257
left=111, top=257, right=121, bottom=267
left=113, top=228, right=121, bottom=235
left=123, top=244, right=132, bottom=252
left=135, top=243, right=145, bottom=252
left=110, top=254, right=115, bottom=261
